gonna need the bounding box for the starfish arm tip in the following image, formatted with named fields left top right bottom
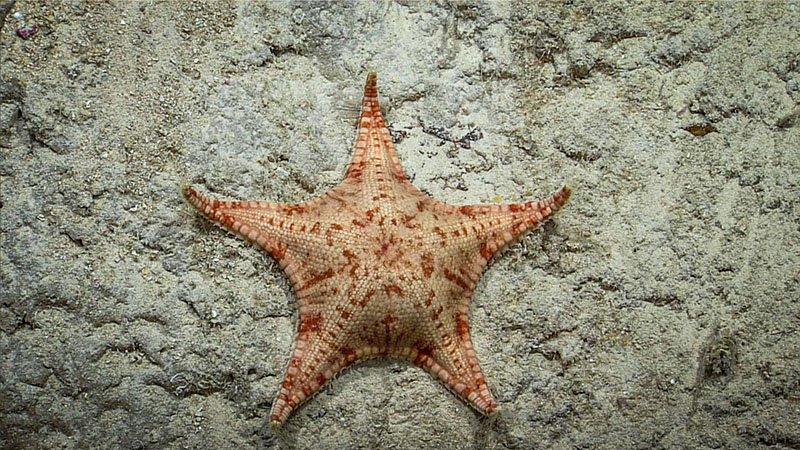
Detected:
left=364, top=70, right=379, bottom=96
left=181, top=183, right=208, bottom=211
left=180, top=182, right=193, bottom=199
left=556, top=184, right=573, bottom=208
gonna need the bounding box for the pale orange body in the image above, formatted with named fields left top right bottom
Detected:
left=183, top=72, right=570, bottom=427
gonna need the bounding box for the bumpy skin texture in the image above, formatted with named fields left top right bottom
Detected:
left=183, top=71, right=571, bottom=427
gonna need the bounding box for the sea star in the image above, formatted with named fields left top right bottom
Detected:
left=183, top=71, right=571, bottom=427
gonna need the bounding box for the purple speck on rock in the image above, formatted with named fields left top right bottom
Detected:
left=16, top=24, right=37, bottom=39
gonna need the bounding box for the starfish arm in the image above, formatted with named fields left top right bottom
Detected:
left=269, top=271, right=421, bottom=426
left=182, top=186, right=365, bottom=286
left=404, top=186, right=571, bottom=417
left=420, top=185, right=571, bottom=264
left=343, top=71, right=406, bottom=184
left=340, top=71, right=428, bottom=212
left=462, top=185, right=571, bottom=265
left=420, top=185, right=571, bottom=322
left=407, top=186, right=570, bottom=309
left=267, top=279, right=361, bottom=427
left=413, top=281, right=501, bottom=416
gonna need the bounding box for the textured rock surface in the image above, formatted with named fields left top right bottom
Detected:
left=1, top=1, right=798, bottom=448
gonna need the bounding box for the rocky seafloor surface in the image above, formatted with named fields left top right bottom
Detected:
left=1, top=1, right=798, bottom=448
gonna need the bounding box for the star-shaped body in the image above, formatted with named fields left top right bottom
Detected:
left=183, top=71, right=571, bottom=427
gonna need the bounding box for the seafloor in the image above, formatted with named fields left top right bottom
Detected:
left=1, top=1, right=798, bottom=449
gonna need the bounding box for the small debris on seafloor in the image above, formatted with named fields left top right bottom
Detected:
left=16, top=23, right=37, bottom=39
left=683, top=123, right=717, bottom=137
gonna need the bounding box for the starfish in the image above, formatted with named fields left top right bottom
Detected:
left=183, top=71, right=571, bottom=427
